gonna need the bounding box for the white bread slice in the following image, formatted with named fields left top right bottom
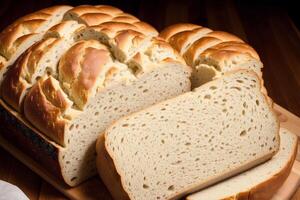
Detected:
left=187, top=128, right=297, bottom=200
left=96, top=70, right=279, bottom=200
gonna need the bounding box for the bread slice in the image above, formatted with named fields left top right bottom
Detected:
left=96, top=70, right=279, bottom=200
left=187, top=128, right=297, bottom=200
left=160, top=24, right=263, bottom=88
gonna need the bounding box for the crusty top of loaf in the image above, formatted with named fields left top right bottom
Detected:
left=0, top=5, right=72, bottom=60
left=160, top=23, right=261, bottom=68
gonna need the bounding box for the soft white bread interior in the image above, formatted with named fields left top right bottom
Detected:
left=187, top=128, right=297, bottom=200
left=97, top=70, right=279, bottom=200
left=160, top=24, right=263, bottom=88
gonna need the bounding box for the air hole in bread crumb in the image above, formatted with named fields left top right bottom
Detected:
left=242, top=110, right=245, bottom=115
left=122, top=124, right=129, bottom=127
left=168, top=185, right=174, bottom=191
left=185, top=142, right=191, bottom=146
left=231, top=86, right=241, bottom=91
left=256, top=100, right=260, bottom=106
left=236, top=80, right=244, bottom=83
left=69, top=124, right=74, bottom=131
left=143, top=184, right=149, bottom=189
left=71, top=177, right=77, bottom=181
left=204, top=94, right=211, bottom=99
left=143, top=89, right=148, bottom=93
left=209, top=86, right=217, bottom=90
left=240, top=130, right=247, bottom=136
left=161, top=139, right=165, bottom=144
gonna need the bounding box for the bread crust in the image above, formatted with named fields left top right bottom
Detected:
left=0, top=5, right=72, bottom=60
left=160, top=23, right=200, bottom=41
left=23, top=76, right=72, bottom=146
left=96, top=134, right=130, bottom=200
left=0, top=99, right=63, bottom=181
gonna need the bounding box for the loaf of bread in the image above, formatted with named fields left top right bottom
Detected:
left=96, top=70, right=279, bottom=200
left=187, top=128, right=297, bottom=200
left=160, top=24, right=262, bottom=88
left=0, top=5, right=191, bottom=186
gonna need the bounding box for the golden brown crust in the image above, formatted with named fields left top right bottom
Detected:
left=0, top=5, right=72, bottom=59
left=23, top=76, right=72, bottom=146
left=96, top=134, right=130, bottom=200
left=58, top=40, right=112, bottom=109
left=205, top=41, right=259, bottom=60
left=1, top=38, right=59, bottom=111
left=168, top=27, right=212, bottom=53
left=161, top=24, right=261, bottom=69
left=1, top=51, right=30, bottom=111
left=183, top=36, right=222, bottom=66
left=63, top=5, right=147, bottom=29
left=160, top=23, right=200, bottom=41
left=65, top=5, right=122, bottom=17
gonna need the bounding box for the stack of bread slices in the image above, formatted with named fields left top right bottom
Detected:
left=0, top=5, right=297, bottom=200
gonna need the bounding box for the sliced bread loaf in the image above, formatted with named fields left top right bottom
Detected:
left=0, top=5, right=191, bottom=186
left=187, top=128, right=297, bottom=200
left=96, top=70, right=279, bottom=200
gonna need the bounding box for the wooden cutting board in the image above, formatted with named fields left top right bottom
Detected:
left=0, top=103, right=299, bottom=200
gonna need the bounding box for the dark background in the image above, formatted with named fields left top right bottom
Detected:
left=0, top=0, right=299, bottom=31
left=0, top=0, right=300, bottom=117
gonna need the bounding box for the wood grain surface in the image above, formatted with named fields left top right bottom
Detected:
left=0, top=0, right=299, bottom=199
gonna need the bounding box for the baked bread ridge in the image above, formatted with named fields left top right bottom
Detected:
left=160, top=23, right=263, bottom=88
left=186, top=128, right=297, bottom=200
left=63, top=5, right=158, bottom=35
left=98, top=69, right=279, bottom=200
left=1, top=20, right=86, bottom=112
left=0, top=5, right=73, bottom=83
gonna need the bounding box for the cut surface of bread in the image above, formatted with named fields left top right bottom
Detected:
left=187, top=128, right=297, bottom=200
left=98, top=70, right=279, bottom=200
